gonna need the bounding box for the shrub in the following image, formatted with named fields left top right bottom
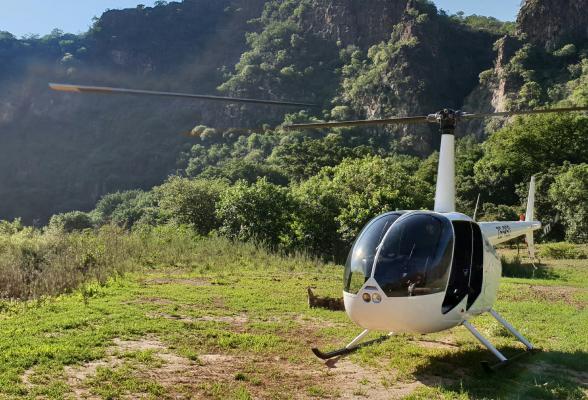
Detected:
left=500, top=254, right=558, bottom=279
left=539, top=242, right=586, bottom=259
left=155, top=177, right=228, bottom=235
left=216, top=178, right=295, bottom=249
left=48, top=211, right=93, bottom=232
left=92, top=190, right=159, bottom=228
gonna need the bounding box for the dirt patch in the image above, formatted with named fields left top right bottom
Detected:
left=64, top=359, right=124, bottom=399
left=21, top=333, right=457, bottom=399
left=501, top=284, right=586, bottom=310
left=321, top=358, right=423, bottom=399
left=409, top=337, right=460, bottom=350
left=147, top=311, right=249, bottom=326
left=137, top=297, right=176, bottom=305
left=530, top=285, right=585, bottom=310
left=21, top=336, right=194, bottom=398
left=144, top=277, right=210, bottom=286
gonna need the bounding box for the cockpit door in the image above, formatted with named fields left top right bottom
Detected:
left=442, top=221, right=484, bottom=313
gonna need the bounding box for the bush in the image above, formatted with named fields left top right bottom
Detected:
left=539, top=242, right=586, bottom=259
left=500, top=255, right=558, bottom=279
left=48, top=211, right=93, bottom=232
left=216, top=178, right=295, bottom=249
left=155, top=177, right=228, bottom=235
left=92, top=190, right=159, bottom=228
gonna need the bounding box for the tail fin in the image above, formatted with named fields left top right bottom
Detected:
left=525, top=176, right=536, bottom=258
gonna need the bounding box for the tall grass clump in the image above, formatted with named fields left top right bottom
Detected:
left=0, top=224, right=133, bottom=300
left=538, top=242, right=587, bottom=259
left=0, top=216, right=329, bottom=301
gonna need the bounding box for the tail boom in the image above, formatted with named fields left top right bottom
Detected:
left=479, top=221, right=541, bottom=246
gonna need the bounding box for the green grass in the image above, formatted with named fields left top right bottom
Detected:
left=0, top=237, right=585, bottom=399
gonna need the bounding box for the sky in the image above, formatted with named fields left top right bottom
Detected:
left=1, top=0, right=521, bottom=38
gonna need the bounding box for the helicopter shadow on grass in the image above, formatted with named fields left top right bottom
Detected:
left=412, top=345, right=588, bottom=399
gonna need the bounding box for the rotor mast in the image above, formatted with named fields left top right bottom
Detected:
left=433, top=110, right=457, bottom=213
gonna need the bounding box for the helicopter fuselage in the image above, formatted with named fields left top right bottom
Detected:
left=343, top=210, right=539, bottom=334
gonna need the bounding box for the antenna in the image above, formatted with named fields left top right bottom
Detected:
left=473, top=193, right=481, bottom=221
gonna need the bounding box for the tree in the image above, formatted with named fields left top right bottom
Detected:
left=199, top=159, right=288, bottom=186
left=216, top=178, right=294, bottom=248
left=155, top=177, right=228, bottom=235
left=474, top=113, right=588, bottom=205
left=330, top=156, right=432, bottom=242
left=549, top=163, right=588, bottom=243
left=269, top=133, right=373, bottom=181
left=218, top=1, right=339, bottom=110
left=288, top=155, right=433, bottom=260
left=289, top=175, right=346, bottom=259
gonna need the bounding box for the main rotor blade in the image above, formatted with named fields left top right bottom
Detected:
left=49, top=83, right=318, bottom=108
left=283, top=115, right=430, bottom=130
left=461, top=105, right=588, bottom=119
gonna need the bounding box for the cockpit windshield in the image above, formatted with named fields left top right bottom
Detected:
left=343, top=212, right=402, bottom=294
left=373, top=213, right=453, bottom=297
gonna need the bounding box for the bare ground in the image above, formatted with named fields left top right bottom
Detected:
left=21, top=333, right=456, bottom=399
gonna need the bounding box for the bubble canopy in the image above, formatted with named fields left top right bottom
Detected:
left=344, top=212, right=454, bottom=297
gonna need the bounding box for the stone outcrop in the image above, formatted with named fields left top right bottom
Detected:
left=301, top=0, right=408, bottom=49
left=517, top=0, right=588, bottom=50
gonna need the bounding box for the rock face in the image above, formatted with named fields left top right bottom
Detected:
left=517, top=0, right=588, bottom=50
left=337, top=0, right=497, bottom=153
left=490, top=35, right=523, bottom=112
left=302, top=0, right=408, bottom=49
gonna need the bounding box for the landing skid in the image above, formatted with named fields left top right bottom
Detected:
left=463, top=309, right=536, bottom=372
left=311, top=329, right=393, bottom=360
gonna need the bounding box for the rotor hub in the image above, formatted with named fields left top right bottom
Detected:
left=426, top=109, right=462, bottom=134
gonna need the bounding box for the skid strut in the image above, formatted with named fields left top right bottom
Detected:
left=463, top=309, right=536, bottom=372
left=312, top=329, right=393, bottom=360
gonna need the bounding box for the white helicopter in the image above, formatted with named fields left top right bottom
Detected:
left=49, top=83, right=588, bottom=370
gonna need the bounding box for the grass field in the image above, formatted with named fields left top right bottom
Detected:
left=0, top=238, right=586, bottom=399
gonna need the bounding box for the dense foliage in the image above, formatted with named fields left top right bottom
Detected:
left=549, top=164, right=588, bottom=243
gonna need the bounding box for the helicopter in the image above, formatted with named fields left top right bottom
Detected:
left=49, top=82, right=588, bottom=370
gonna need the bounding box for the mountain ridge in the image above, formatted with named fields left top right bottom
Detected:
left=0, top=0, right=586, bottom=223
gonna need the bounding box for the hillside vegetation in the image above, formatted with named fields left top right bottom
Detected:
left=1, top=0, right=587, bottom=250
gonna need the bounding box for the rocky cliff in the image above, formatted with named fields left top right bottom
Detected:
left=301, top=0, right=408, bottom=49
left=517, top=0, right=588, bottom=50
